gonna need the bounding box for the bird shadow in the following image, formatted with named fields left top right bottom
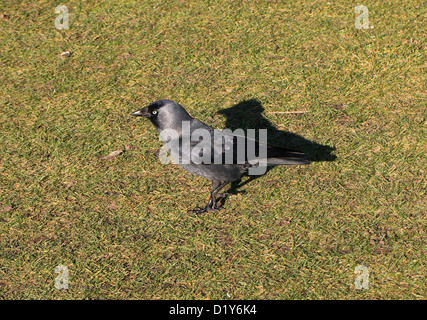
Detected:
left=214, top=99, right=336, bottom=206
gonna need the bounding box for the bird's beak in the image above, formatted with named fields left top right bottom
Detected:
left=131, top=107, right=150, bottom=118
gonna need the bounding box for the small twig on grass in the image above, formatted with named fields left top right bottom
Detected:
left=102, top=149, right=125, bottom=160
left=268, top=110, right=310, bottom=114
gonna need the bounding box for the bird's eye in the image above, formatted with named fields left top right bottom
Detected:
left=152, top=110, right=158, bottom=115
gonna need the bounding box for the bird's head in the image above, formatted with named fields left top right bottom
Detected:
left=131, top=99, right=193, bottom=132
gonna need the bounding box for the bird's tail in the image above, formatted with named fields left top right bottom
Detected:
left=266, top=146, right=310, bottom=166
left=267, top=157, right=310, bottom=166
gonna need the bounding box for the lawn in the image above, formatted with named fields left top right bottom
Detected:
left=0, top=0, right=425, bottom=299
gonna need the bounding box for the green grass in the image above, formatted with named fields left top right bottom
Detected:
left=0, top=0, right=425, bottom=299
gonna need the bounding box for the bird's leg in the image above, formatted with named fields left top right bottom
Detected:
left=188, top=196, right=217, bottom=215
left=188, top=180, right=229, bottom=214
left=209, top=180, right=229, bottom=210
left=210, top=180, right=222, bottom=203
left=210, top=180, right=229, bottom=199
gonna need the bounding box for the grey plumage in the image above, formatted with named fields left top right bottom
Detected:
left=131, top=99, right=310, bottom=213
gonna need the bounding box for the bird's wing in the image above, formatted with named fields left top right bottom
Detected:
left=171, top=128, right=309, bottom=166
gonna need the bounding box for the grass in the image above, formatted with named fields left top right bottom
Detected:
left=0, top=0, right=425, bottom=299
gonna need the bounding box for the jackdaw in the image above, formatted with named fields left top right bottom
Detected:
left=131, top=99, right=309, bottom=214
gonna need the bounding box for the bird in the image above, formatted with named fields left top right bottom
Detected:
left=131, top=99, right=310, bottom=214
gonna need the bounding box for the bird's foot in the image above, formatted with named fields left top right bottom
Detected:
left=188, top=207, right=212, bottom=215
left=188, top=203, right=223, bottom=215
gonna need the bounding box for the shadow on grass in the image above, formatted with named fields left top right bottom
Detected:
left=215, top=99, right=337, bottom=205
